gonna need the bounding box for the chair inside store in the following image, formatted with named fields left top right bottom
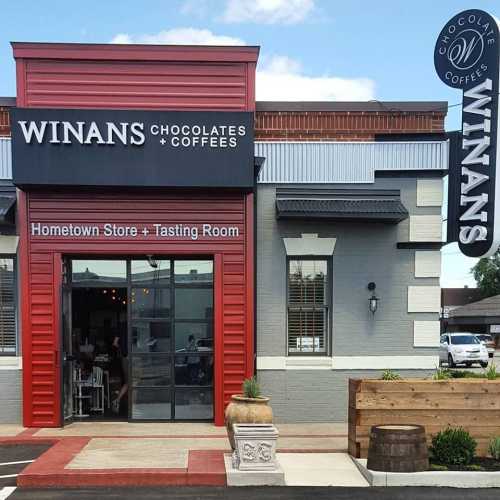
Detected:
left=71, top=287, right=128, bottom=420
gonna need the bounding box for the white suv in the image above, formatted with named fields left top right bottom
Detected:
left=439, top=333, right=489, bottom=368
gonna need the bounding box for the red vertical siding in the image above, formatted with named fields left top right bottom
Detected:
left=13, top=43, right=258, bottom=427
left=13, top=43, right=258, bottom=112
left=21, top=191, right=253, bottom=426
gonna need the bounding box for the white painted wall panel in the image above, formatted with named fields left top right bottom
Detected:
left=283, top=233, right=337, bottom=256
left=0, top=138, right=11, bottom=180
left=417, top=178, right=443, bottom=206
left=409, top=215, right=443, bottom=242
left=408, top=286, right=441, bottom=312
left=415, top=251, right=441, bottom=278
left=413, top=321, right=440, bottom=347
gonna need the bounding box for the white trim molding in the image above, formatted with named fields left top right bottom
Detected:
left=414, top=251, right=441, bottom=278
left=417, top=178, right=443, bottom=207
left=408, top=285, right=441, bottom=313
left=414, top=321, right=441, bottom=347
left=0, top=357, right=22, bottom=370
left=331, top=355, right=439, bottom=370
left=256, top=355, right=438, bottom=370
left=285, top=357, right=332, bottom=370
left=256, top=356, right=286, bottom=370
left=409, top=215, right=443, bottom=242
left=0, top=236, right=19, bottom=254
left=256, top=356, right=331, bottom=370
left=283, top=234, right=337, bottom=256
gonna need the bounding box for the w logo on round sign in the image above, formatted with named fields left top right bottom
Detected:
left=434, top=9, right=497, bottom=89
left=447, top=28, right=484, bottom=70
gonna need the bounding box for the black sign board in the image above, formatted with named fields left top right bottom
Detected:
left=434, top=9, right=500, bottom=258
left=11, top=108, right=255, bottom=189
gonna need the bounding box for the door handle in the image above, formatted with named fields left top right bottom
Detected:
left=62, top=353, right=75, bottom=363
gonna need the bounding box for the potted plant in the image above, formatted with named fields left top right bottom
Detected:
left=225, top=376, right=273, bottom=449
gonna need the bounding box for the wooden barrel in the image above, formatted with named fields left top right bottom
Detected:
left=367, top=424, right=428, bottom=472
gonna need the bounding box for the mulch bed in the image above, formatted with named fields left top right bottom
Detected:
left=431, top=458, right=500, bottom=472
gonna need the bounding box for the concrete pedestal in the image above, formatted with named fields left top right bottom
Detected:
left=224, top=455, right=285, bottom=486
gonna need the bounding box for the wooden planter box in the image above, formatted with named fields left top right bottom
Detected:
left=348, top=378, right=500, bottom=458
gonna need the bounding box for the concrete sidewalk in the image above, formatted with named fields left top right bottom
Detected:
left=0, top=422, right=361, bottom=488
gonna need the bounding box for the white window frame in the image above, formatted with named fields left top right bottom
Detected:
left=286, top=257, right=331, bottom=356
left=0, top=256, right=17, bottom=356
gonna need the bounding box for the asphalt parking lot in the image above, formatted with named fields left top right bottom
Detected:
left=5, top=486, right=500, bottom=500
left=468, top=351, right=500, bottom=373
left=442, top=350, right=500, bottom=372
left=0, top=444, right=51, bottom=488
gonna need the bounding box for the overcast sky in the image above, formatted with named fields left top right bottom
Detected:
left=1, top=0, right=498, bottom=288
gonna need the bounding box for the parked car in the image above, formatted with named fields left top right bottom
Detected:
left=475, top=334, right=496, bottom=358
left=439, top=333, right=489, bottom=368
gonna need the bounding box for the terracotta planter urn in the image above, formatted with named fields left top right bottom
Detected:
left=225, top=395, right=273, bottom=449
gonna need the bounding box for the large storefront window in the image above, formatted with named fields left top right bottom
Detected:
left=65, top=257, right=214, bottom=421
left=0, top=258, right=16, bottom=354
left=287, top=259, right=329, bottom=355
left=130, top=259, right=214, bottom=420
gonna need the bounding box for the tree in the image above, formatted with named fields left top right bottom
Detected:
left=472, top=251, right=500, bottom=298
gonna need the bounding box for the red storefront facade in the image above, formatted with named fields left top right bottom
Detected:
left=13, top=43, right=259, bottom=427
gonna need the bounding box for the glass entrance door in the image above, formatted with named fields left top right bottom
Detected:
left=129, top=259, right=214, bottom=420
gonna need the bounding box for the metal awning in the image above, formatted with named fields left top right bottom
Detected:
left=276, top=188, right=409, bottom=223
left=0, top=193, right=16, bottom=225
left=446, top=294, right=500, bottom=325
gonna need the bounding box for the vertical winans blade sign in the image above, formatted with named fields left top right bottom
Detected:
left=435, top=9, right=500, bottom=258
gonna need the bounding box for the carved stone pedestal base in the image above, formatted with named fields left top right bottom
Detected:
left=232, top=423, right=279, bottom=471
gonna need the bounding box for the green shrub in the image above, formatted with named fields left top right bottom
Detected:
left=465, top=464, right=483, bottom=471
left=380, top=369, right=401, bottom=380
left=430, top=427, right=477, bottom=466
left=433, top=368, right=494, bottom=380
left=488, top=436, right=500, bottom=460
left=484, top=363, right=498, bottom=380
left=242, top=376, right=261, bottom=398
left=448, top=370, right=469, bottom=378
left=429, top=463, right=448, bottom=471
left=433, top=367, right=451, bottom=380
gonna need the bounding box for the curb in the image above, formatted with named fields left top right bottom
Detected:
left=352, top=457, right=500, bottom=488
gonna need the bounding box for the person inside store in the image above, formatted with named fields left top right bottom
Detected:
left=110, top=334, right=128, bottom=413
left=186, top=334, right=200, bottom=384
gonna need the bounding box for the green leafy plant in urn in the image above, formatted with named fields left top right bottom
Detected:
left=225, top=376, right=273, bottom=449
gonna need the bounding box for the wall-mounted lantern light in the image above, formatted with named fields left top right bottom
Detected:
left=367, top=282, right=379, bottom=315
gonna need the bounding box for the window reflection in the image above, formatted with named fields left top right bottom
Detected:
left=175, top=354, right=213, bottom=386
left=131, top=288, right=170, bottom=318
left=132, top=388, right=171, bottom=420
left=175, top=322, right=213, bottom=352
left=72, top=260, right=126, bottom=284
left=175, top=289, right=213, bottom=320
left=131, top=320, right=171, bottom=353
left=175, top=389, right=213, bottom=419
left=174, top=261, right=213, bottom=284
left=132, top=355, right=171, bottom=386
left=131, top=260, right=170, bottom=285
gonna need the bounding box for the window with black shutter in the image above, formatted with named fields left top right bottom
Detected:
left=287, top=259, right=329, bottom=355
left=0, top=258, right=16, bottom=354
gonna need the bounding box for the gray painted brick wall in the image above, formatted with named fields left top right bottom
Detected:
left=259, top=369, right=434, bottom=422
left=256, top=176, right=442, bottom=421
left=0, top=369, right=22, bottom=423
